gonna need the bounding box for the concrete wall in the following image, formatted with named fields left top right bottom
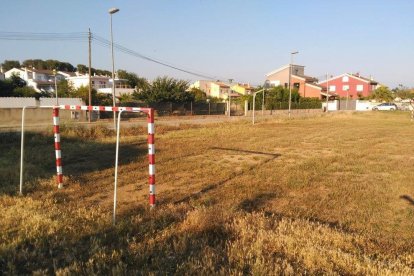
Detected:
left=0, top=97, right=37, bottom=108
left=0, top=97, right=84, bottom=108
left=356, top=100, right=374, bottom=111
left=0, top=98, right=87, bottom=126
left=0, top=108, right=87, bottom=126
left=322, top=100, right=339, bottom=111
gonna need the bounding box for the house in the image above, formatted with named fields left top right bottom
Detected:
left=66, top=74, right=135, bottom=96
left=4, top=67, right=69, bottom=93
left=4, top=67, right=135, bottom=96
left=265, top=64, right=325, bottom=98
left=318, top=73, right=379, bottom=99
left=190, top=80, right=240, bottom=100
left=231, top=83, right=254, bottom=95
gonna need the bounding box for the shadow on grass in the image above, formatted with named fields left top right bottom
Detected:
left=0, top=131, right=148, bottom=195
left=174, top=147, right=281, bottom=204
left=238, top=193, right=277, bottom=213
left=0, top=203, right=230, bottom=275
left=400, top=195, right=414, bottom=206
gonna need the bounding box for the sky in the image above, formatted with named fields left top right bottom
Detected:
left=1, top=0, right=413, bottom=88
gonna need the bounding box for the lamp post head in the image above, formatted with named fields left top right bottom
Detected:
left=109, top=8, right=120, bottom=14
left=291, top=51, right=299, bottom=55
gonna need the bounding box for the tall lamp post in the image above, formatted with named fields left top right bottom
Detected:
left=228, top=79, right=233, bottom=117
left=288, top=51, right=299, bottom=119
left=109, top=7, right=119, bottom=128
left=325, top=73, right=329, bottom=112
left=53, top=69, right=58, bottom=105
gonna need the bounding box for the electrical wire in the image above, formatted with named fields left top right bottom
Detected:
left=0, top=31, right=88, bottom=41
left=93, top=34, right=221, bottom=80
left=0, top=31, right=248, bottom=84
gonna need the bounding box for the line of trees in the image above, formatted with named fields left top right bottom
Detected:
left=2, top=59, right=76, bottom=72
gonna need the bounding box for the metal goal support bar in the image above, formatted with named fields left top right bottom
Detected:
left=19, top=105, right=155, bottom=224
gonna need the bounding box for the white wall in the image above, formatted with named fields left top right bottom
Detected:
left=356, top=100, right=374, bottom=111
left=322, top=100, right=338, bottom=111
left=0, top=97, right=84, bottom=108
left=0, top=97, right=37, bottom=108
left=40, top=98, right=84, bottom=106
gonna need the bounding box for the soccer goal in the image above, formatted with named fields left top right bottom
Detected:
left=19, top=105, right=155, bottom=224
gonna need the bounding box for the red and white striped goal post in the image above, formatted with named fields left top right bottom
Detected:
left=20, top=105, right=156, bottom=222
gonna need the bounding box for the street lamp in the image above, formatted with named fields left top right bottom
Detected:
left=228, top=79, right=233, bottom=117
left=109, top=7, right=119, bottom=128
left=325, top=73, right=329, bottom=112
left=53, top=69, right=58, bottom=105
left=288, top=51, right=299, bottom=118
left=262, top=83, right=265, bottom=116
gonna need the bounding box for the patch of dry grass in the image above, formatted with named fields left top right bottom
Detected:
left=1, top=111, right=414, bottom=274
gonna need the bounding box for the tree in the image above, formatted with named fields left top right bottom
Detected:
left=72, top=85, right=97, bottom=105
left=94, top=93, right=112, bottom=106
left=77, top=64, right=88, bottom=74
left=117, top=70, right=149, bottom=91
left=392, top=84, right=414, bottom=99
left=95, top=69, right=111, bottom=76
left=0, top=75, right=38, bottom=97
left=189, top=87, right=207, bottom=102
left=370, top=86, right=394, bottom=102
left=10, top=74, right=26, bottom=88
left=12, top=86, right=38, bottom=97
left=57, top=79, right=74, bottom=97
left=133, top=76, right=192, bottom=104
left=0, top=79, right=14, bottom=97
left=1, top=60, right=21, bottom=71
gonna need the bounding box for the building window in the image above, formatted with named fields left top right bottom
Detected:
left=329, top=85, right=336, bottom=92
left=356, top=84, right=363, bottom=92
left=294, top=83, right=300, bottom=89
left=343, top=85, right=350, bottom=91
left=342, top=76, right=349, bottom=82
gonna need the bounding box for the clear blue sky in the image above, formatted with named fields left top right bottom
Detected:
left=1, top=0, right=413, bottom=87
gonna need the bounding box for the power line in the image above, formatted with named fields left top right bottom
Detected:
left=0, top=31, right=88, bottom=41
left=0, top=31, right=246, bottom=84
left=93, top=34, right=221, bottom=80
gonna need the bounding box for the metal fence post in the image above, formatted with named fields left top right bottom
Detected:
left=148, top=108, right=156, bottom=208
left=113, top=109, right=124, bottom=225
left=53, top=108, right=63, bottom=189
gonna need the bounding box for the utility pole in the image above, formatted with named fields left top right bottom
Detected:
left=88, top=28, right=92, bottom=122
left=288, top=51, right=299, bottom=118
left=262, top=84, right=266, bottom=116
left=325, top=73, right=329, bottom=112
left=228, top=79, right=233, bottom=117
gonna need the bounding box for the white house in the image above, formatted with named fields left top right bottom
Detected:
left=4, top=67, right=135, bottom=96
left=4, top=67, right=70, bottom=93
left=66, top=75, right=135, bottom=96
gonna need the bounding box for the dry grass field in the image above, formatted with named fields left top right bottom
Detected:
left=1, top=111, right=414, bottom=274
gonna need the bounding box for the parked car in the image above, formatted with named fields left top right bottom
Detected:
left=372, top=103, right=398, bottom=111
